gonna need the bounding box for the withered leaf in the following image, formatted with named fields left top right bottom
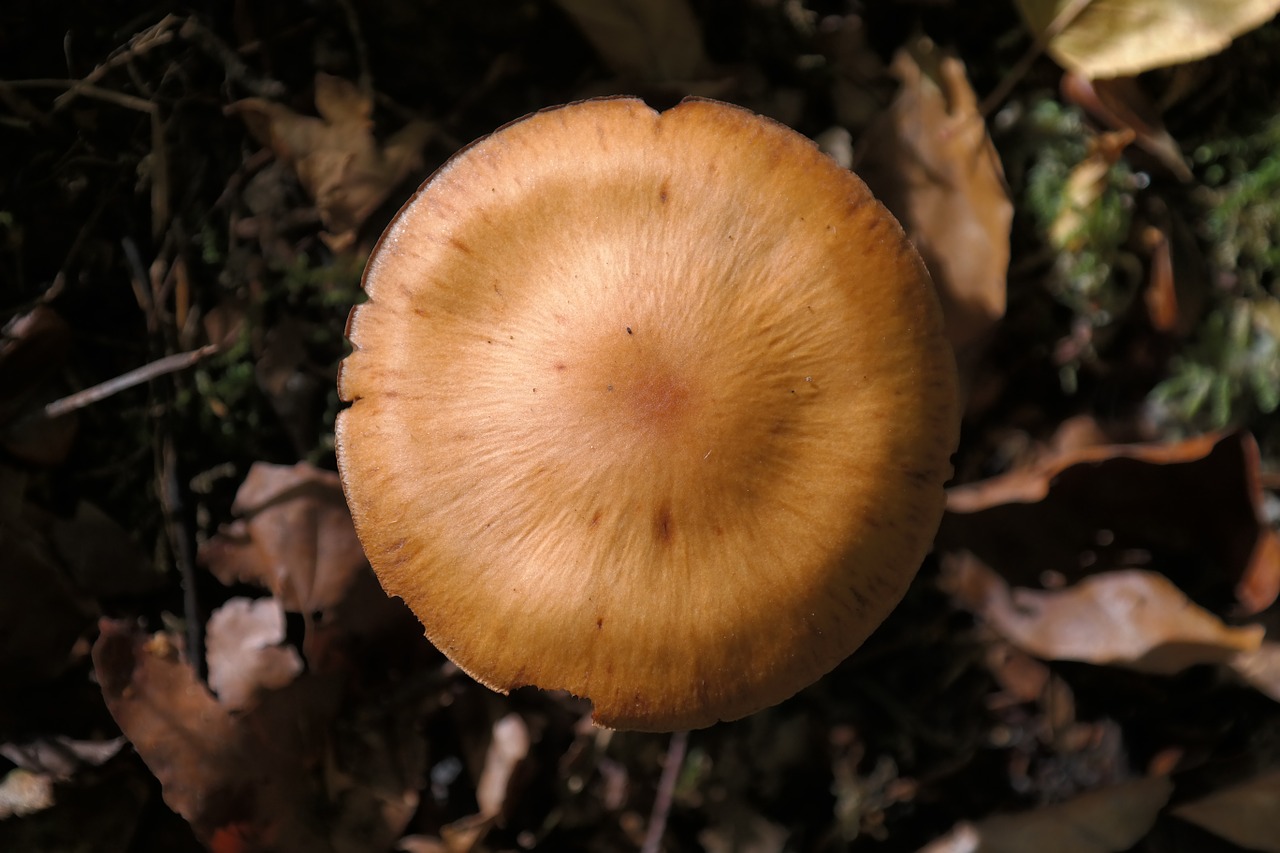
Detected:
left=1171, top=768, right=1280, bottom=852
left=92, top=620, right=340, bottom=852
left=200, top=462, right=368, bottom=616
left=228, top=73, right=431, bottom=250
left=941, top=431, right=1280, bottom=615
left=858, top=38, right=1011, bottom=355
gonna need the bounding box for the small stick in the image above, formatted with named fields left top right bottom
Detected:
left=640, top=730, right=689, bottom=853
left=43, top=343, right=220, bottom=419
left=978, top=0, right=1097, bottom=119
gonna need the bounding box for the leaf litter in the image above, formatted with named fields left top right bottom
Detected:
left=4, top=2, right=1280, bottom=851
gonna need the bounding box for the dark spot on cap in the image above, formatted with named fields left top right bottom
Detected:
left=554, top=362, right=567, bottom=371
left=589, top=511, right=602, bottom=529
left=659, top=180, right=669, bottom=203
left=654, top=504, right=673, bottom=544
left=596, top=617, right=604, bottom=629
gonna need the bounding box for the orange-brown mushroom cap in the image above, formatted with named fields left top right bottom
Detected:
left=337, top=97, right=959, bottom=731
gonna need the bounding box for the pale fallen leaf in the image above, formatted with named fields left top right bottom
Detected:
left=858, top=38, right=1011, bottom=355
left=553, top=0, right=707, bottom=81
left=942, top=555, right=1264, bottom=674
left=0, top=768, right=54, bottom=818
left=1171, top=768, right=1280, bottom=852
left=205, top=596, right=304, bottom=712
left=918, top=775, right=1172, bottom=853
left=1015, top=0, right=1280, bottom=78
left=1230, top=640, right=1280, bottom=702
left=228, top=73, right=431, bottom=250
left=440, top=713, right=532, bottom=852
left=0, top=736, right=125, bottom=779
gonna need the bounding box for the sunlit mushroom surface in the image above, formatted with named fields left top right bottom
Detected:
left=337, top=97, right=959, bottom=731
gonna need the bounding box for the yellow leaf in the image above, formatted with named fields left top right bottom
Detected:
left=1015, top=0, right=1280, bottom=78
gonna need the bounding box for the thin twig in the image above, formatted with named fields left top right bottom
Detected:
left=42, top=343, right=220, bottom=419
left=161, top=433, right=205, bottom=678
left=978, top=0, right=1097, bottom=119
left=640, top=730, right=689, bottom=853
left=53, top=14, right=179, bottom=110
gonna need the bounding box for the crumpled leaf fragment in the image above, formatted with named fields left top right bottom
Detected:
left=941, top=430, right=1280, bottom=615
left=553, top=0, right=708, bottom=81
left=1014, top=0, right=1280, bottom=78
left=858, top=38, right=1011, bottom=355
left=0, top=768, right=54, bottom=818
left=1171, top=768, right=1280, bottom=852
left=200, top=461, right=368, bottom=616
left=206, top=596, right=304, bottom=712
left=942, top=554, right=1263, bottom=674
left=228, top=73, right=432, bottom=250
left=918, top=775, right=1172, bottom=853
left=1060, top=73, right=1192, bottom=181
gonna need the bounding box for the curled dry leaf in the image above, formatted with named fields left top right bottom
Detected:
left=205, top=596, right=304, bottom=712
left=1171, top=768, right=1280, bottom=852
left=858, top=38, right=1011, bottom=356
left=941, top=431, right=1280, bottom=615
left=228, top=73, right=432, bottom=250
left=200, top=461, right=368, bottom=616
left=918, top=774, right=1173, bottom=853
left=1015, top=0, right=1280, bottom=78
left=942, top=554, right=1263, bottom=675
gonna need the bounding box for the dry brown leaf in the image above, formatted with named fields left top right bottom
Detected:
left=858, top=38, right=1011, bottom=355
left=942, top=431, right=1280, bottom=616
left=228, top=73, right=431, bottom=250
left=1015, top=0, right=1280, bottom=78
left=200, top=461, right=368, bottom=616
left=92, top=620, right=339, bottom=851
left=553, top=0, right=707, bottom=81
left=1171, top=768, right=1280, bottom=852
left=918, top=775, right=1173, bottom=853
left=943, top=555, right=1263, bottom=674
left=205, top=596, right=304, bottom=712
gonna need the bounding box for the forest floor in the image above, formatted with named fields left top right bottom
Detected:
left=2, top=1, right=1279, bottom=851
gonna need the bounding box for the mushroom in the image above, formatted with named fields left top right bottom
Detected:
left=337, top=97, right=959, bottom=731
